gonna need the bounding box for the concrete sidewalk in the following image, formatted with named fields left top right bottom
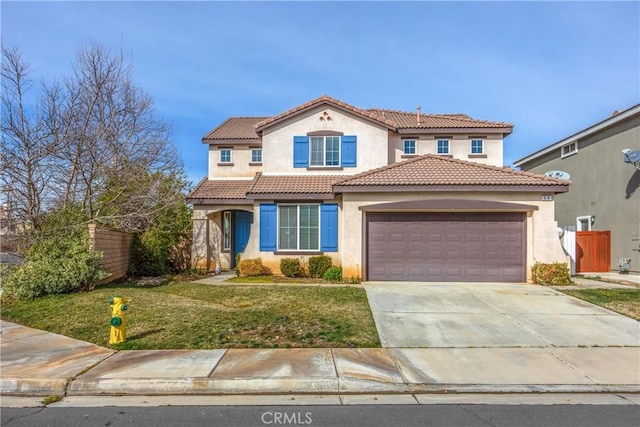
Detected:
left=1, top=321, right=638, bottom=397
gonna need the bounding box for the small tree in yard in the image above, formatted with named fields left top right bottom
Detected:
left=1, top=42, right=192, bottom=295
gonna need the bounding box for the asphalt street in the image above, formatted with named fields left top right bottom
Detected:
left=2, top=404, right=640, bottom=427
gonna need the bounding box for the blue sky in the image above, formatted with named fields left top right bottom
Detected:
left=3, top=1, right=639, bottom=186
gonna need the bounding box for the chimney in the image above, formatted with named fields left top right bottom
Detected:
left=416, top=105, right=421, bottom=124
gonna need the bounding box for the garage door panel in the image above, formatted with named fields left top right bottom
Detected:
left=367, top=212, right=525, bottom=282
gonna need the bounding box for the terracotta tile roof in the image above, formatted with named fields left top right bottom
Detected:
left=247, top=173, right=344, bottom=195
left=203, top=97, right=513, bottom=142
left=334, top=155, right=569, bottom=189
left=253, top=95, right=397, bottom=131
left=186, top=178, right=254, bottom=202
left=202, top=117, right=267, bottom=141
left=366, top=109, right=513, bottom=130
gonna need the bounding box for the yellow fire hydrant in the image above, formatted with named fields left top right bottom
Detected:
left=109, top=296, right=130, bottom=344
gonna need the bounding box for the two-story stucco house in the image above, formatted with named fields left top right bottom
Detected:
left=187, top=95, right=568, bottom=282
left=515, top=104, right=640, bottom=274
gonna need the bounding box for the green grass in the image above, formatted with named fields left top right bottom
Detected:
left=1, top=281, right=380, bottom=350
left=560, top=288, right=640, bottom=320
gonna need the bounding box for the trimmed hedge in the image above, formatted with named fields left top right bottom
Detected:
left=323, top=266, right=343, bottom=282
left=531, top=262, right=571, bottom=286
left=309, top=255, right=333, bottom=278
left=238, top=258, right=266, bottom=276
left=280, top=258, right=301, bottom=277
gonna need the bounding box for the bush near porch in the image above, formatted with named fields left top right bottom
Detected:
left=531, top=262, right=571, bottom=286
left=0, top=279, right=380, bottom=349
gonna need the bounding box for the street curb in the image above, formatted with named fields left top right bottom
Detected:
left=4, top=378, right=638, bottom=397
left=1, top=378, right=68, bottom=395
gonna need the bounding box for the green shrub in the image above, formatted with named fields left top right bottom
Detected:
left=238, top=258, right=267, bottom=276
left=323, top=266, right=343, bottom=282
left=3, top=208, right=107, bottom=299
left=128, top=201, right=192, bottom=276
left=309, top=255, right=333, bottom=278
left=531, top=262, right=571, bottom=286
left=280, top=258, right=301, bottom=277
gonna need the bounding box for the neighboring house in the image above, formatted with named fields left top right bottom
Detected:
left=514, top=104, right=640, bottom=274
left=188, top=95, right=568, bottom=282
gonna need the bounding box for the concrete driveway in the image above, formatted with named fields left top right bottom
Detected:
left=364, top=282, right=640, bottom=348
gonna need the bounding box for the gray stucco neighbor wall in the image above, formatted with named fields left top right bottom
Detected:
left=519, top=115, right=640, bottom=273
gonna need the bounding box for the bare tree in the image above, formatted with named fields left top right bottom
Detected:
left=1, top=47, right=53, bottom=230
left=1, top=42, right=186, bottom=234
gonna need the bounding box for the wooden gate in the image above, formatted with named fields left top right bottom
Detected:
left=576, top=231, right=611, bottom=273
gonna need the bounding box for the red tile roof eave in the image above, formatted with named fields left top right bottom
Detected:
left=186, top=198, right=252, bottom=204
left=333, top=184, right=570, bottom=193
left=397, top=126, right=514, bottom=135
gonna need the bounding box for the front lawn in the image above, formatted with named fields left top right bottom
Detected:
left=1, top=281, right=380, bottom=350
left=560, top=288, right=640, bottom=320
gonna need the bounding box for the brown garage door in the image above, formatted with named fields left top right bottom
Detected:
left=367, top=212, right=525, bottom=282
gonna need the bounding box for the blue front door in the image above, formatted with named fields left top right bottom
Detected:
left=233, top=211, right=253, bottom=266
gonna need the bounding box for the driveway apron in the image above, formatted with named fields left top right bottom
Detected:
left=363, top=282, right=640, bottom=348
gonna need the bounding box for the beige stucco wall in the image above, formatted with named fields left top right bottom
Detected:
left=340, top=192, right=566, bottom=281
left=192, top=205, right=254, bottom=271
left=261, top=106, right=389, bottom=175
left=241, top=199, right=343, bottom=275
left=388, top=133, right=504, bottom=166
left=208, top=146, right=263, bottom=178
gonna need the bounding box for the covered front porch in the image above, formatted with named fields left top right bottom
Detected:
left=187, top=178, right=257, bottom=272
left=192, top=207, right=254, bottom=271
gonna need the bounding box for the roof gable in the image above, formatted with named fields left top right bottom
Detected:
left=253, top=95, right=397, bottom=132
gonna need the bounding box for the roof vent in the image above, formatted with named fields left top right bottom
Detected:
left=416, top=105, right=421, bottom=124
left=611, top=110, right=621, bottom=116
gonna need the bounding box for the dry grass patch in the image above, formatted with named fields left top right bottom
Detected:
left=1, top=281, right=380, bottom=350
left=561, top=288, right=640, bottom=320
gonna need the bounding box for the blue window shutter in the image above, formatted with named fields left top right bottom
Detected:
left=341, top=135, right=357, bottom=167
left=293, top=136, right=309, bottom=168
left=259, top=204, right=277, bottom=251
left=320, top=204, right=338, bottom=252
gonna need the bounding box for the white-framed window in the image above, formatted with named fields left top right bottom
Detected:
left=251, top=149, right=262, bottom=163
left=278, top=204, right=320, bottom=251
left=561, top=142, right=578, bottom=158
left=403, top=140, right=416, bottom=155
left=576, top=215, right=593, bottom=231
left=470, top=139, right=484, bottom=154
left=437, top=139, right=450, bottom=154
left=310, top=136, right=340, bottom=167
left=223, top=211, right=231, bottom=251
left=220, top=149, right=232, bottom=163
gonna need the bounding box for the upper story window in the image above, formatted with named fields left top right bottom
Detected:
left=310, top=136, right=340, bottom=167
left=251, top=149, right=262, bottom=163
left=403, top=140, right=416, bottom=155
left=470, top=139, right=484, bottom=154
left=561, top=141, right=578, bottom=158
left=437, top=139, right=450, bottom=154
left=278, top=204, right=319, bottom=251
left=220, top=149, right=232, bottom=163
